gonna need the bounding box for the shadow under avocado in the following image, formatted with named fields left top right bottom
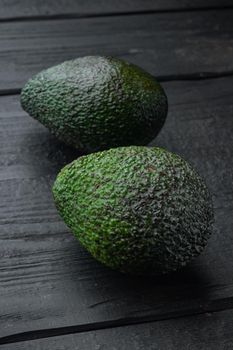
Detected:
left=68, top=240, right=213, bottom=314
left=19, top=125, right=86, bottom=177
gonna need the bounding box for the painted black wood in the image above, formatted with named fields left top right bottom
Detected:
left=0, top=9, right=233, bottom=91
left=0, top=76, right=232, bottom=338
left=2, top=309, right=233, bottom=349
left=1, top=0, right=233, bottom=21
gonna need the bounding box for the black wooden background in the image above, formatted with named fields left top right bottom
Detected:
left=0, top=1, right=233, bottom=349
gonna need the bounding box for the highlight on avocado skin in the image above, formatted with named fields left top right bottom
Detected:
left=20, top=56, right=168, bottom=153
left=53, top=146, right=214, bottom=276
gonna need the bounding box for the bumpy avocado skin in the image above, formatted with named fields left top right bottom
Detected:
left=52, top=146, right=214, bottom=276
left=20, top=56, right=167, bottom=152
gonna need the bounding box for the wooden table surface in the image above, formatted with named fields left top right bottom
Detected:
left=0, top=1, right=233, bottom=349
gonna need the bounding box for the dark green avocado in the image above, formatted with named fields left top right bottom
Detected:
left=53, top=146, right=214, bottom=275
left=20, top=56, right=168, bottom=153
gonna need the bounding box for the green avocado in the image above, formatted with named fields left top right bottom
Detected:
left=53, top=146, right=214, bottom=275
left=20, top=56, right=167, bottom=153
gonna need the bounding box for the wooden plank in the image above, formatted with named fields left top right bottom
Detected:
left=0, top=76, right=232, bottom=338
left=1, top=0, right=232, bottom=20
left=0, top=9, right=233, bottom=91
left=2, top=309, right=233, bottom=349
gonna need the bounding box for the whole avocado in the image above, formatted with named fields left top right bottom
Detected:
left=20, top=56, right=167, bottom=153
left=53, top=146, right=214, bottom=275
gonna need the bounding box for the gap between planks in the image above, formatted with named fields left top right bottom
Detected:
left=0, top=296, right=233, bottom=346
left=1, top=5, right=233, bottom=24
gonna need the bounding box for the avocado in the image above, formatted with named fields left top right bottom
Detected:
left=20, top=56, right=167, bottom=153
left=53, top=146, right=214, bottom=275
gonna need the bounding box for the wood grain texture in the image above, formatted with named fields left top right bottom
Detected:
left=2, top=309, right=233, bottom=349
left=0, top=9, right=233, bottom=91
left=0, top=76, right=232, bottom=338
left=1, top=0, right=233, bottom=20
